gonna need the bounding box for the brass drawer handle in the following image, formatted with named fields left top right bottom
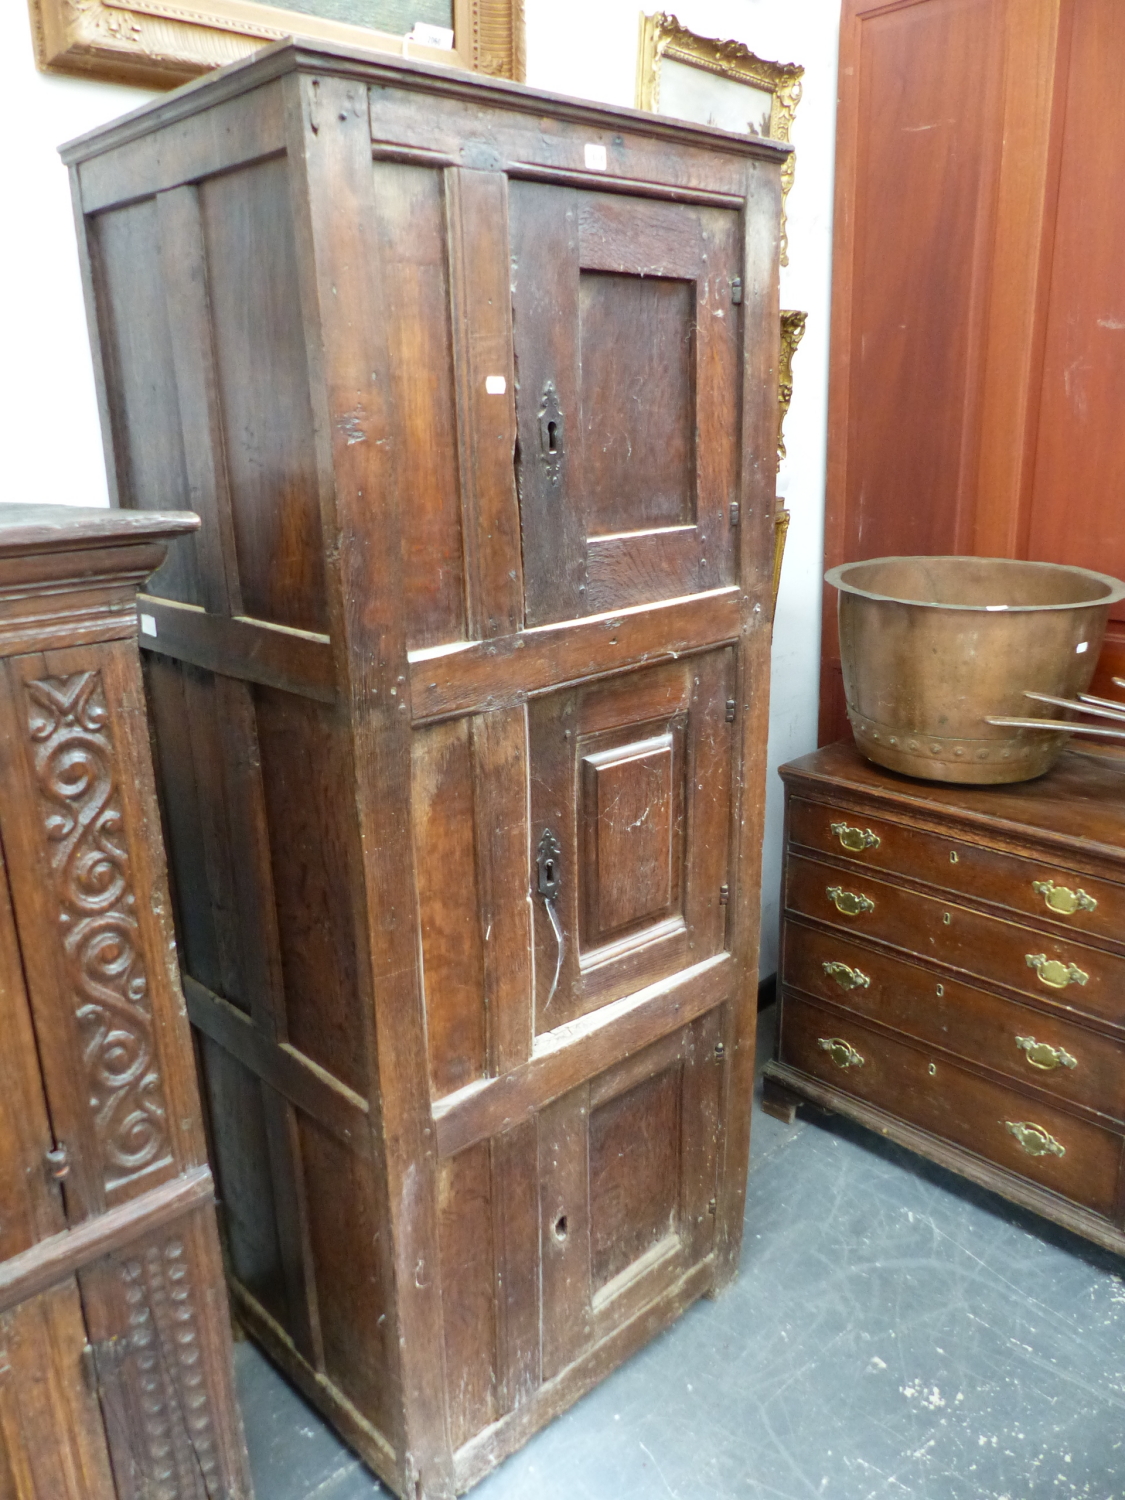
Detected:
left=822, top=960, right=871, bottom=991
left=1005, top=1120, right=1066, bottom=1159
left=818, top=1036, right=865, bottom=1069
left=830, top=820, right=880, bottom=852
left=1025, top=954, right=1089, bottom=990
left=826, top=885, right=874, bottom=916
left=1032, top=879, right=1097, bottom=916
left=1015, top=1035, right=1078, bottom=1072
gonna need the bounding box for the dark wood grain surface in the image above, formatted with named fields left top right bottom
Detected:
left=66, top=45, right=786, bottom=1499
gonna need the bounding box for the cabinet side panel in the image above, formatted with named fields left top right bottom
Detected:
left=254, top=687, right=365, bottom=1095
left=200, top=156, right=328, bottom=635
left=438, top=1143, right=498, bottom=1449
left=196, top=1034, right=290, bottom=1332
left=89, top=201, right=200, bottom=605
left=412, top=719, right=487, bottom=1096
left=371, top=160, right=467, bottom=650
left=298, top=1115, right=397, bottom=1440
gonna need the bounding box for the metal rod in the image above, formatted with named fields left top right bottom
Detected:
left=1078, top=692, right=1125, bottom=715
left=1023, top=691, right=1125, bottom=724
left=985, top=715, right=1125, bottom=740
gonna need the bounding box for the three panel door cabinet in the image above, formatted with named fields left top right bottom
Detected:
left=0, top=507, right=250, bottom=1500
left=766, top=742, right=1125, bottom=1255
left=63, top=41, right=788, bottom=1499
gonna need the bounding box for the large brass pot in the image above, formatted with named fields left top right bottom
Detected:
left=827, top=556, right=1125, bottom=784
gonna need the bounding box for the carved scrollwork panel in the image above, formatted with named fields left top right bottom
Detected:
left=24, top=670, right=171, bottom=1192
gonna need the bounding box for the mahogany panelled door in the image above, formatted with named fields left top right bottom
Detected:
left=64, top=42, right=787, bottom=1497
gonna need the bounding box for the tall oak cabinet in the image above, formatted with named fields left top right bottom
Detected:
left=64, top=43, right=786, bottom=1496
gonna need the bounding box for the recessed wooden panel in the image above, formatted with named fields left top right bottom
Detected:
left=582, top=731, right=679, bottom=944
left=372, top=161, right=466, bottom=649
left=300, top=1114, right=396, bottom=1440
left=254, top=687, right=365, bottom=1094
left=90, top=200, right=200, bottom=605
left=589, top=1064, right=682, bottom=1289
left=1027, top=0, right=1125, bottom=624
left=200, top=157, right=327, bottom=634
left=196, top=1036, right=289, bottom=1331
left=413, top=719, right=487, bottom=1096
left=437, top=1144, right=498, bottom=1449
left=579, top=272, right=695, bottom=535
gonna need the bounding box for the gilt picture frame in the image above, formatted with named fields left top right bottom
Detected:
left=636, top=11, right=802, bottom=264
left=28, top=0, right=525, bottom=89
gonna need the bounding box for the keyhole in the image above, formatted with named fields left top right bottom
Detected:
left=545, top=860, right=554, bottom=883
left=554, top=1214, right=568, bottom=1241
left=547, top=420, right=558, bottom=453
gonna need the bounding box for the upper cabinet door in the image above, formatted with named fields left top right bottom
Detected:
left=510, top=184, right=742, bottom=626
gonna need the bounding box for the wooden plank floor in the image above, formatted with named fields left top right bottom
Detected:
left=234, top=1004, right=1125, bottom=1499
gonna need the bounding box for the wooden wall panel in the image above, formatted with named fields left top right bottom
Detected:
left=824, top=0, right=1125, bottom=742
left=822, top=0, right=1005, bottom=741
left=1026, top=0, right=1125, bottom=675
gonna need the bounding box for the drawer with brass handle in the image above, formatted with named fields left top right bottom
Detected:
left=788, top=796, right=1125, bottom=951
left=781, top=920, right=1125, bottom=1121
left=785, top=853, right=1125, bottom=1027
left=777, top=996, right=1122, bottom=1218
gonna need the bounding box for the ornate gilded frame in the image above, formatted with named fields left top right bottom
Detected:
left=636, top=12, right=802, bottom=264
left=778, top=310, right=807, bottom=463
left=28, top=0, right=525, bottom=88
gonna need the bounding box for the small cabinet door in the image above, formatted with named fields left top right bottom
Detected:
left=510, top=184, right=742, bottom=624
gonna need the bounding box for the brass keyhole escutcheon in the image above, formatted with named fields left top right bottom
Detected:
left=830, top=821, right=880, bottom=853
left=817, top=1036, right=864, bottom=1069
left=822, top=960, right=870, bottom=992
left=826, top=886, right=874, bottom=917
left=1025, top=954, right=1089, bottom=990
left=1032, top=879, right=1097, bottom=917
left=1015, top=1035, right=1078, bottom=1072
left=1005, top=1120, right=1066, bottom=1159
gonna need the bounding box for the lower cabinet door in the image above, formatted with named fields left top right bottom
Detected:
left=539, top=1009, right=724, bottom=1382
left=0, top=1281, right=117, bottom=1500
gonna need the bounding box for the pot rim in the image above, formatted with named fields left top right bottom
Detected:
left=825, top=555, right=1125, bottom=612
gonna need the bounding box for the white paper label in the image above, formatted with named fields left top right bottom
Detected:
left=140, top=613, right=157, bottom=638
left=406, top=21, right=454, bottom=48
left=584, top=143, right=608, bottom=171
left=485, top=374, right=507, bottom=395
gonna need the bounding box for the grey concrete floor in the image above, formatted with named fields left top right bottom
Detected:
left=234, top=1005, right=1125, bottom=1499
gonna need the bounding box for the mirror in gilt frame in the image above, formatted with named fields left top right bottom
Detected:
left=636, top=12, right=802, bottom=265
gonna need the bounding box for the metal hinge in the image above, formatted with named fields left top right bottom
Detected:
left=729, top=501, right=740, bottom=527
left=731, top=277, right=743, bottom=305
left=725, top=699, right=736, bottom=723
left=719, top=884, right=730, bottom=906
left=714, top=1041, right=726, bottom=1059
left=707, top=1198, right=718, bottom=1216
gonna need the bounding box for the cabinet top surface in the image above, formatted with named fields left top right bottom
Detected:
left=0, top=505, right=199, bottom=556
left=60, top=37, right=793, bottom=167
left=782, top=740, right=1125, bottom=860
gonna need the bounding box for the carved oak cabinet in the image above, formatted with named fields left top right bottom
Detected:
left=0, top=507, right=250, bottom=1499
left=64, top=41, right=787, bottom=1496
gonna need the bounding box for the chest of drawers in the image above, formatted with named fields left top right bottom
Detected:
left=765, top=742, right=1125, bottom=1253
